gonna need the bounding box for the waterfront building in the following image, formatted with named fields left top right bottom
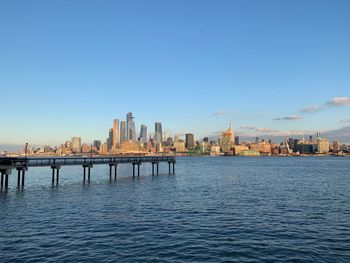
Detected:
left=140, top=124, right=148, bottom=144
left=120, top=121, right=127, bottom=143
left=317, top=138, right=329, bottom=153
left=250, top=142, right=271, bottom=154
left=71, top=137, right=81, bottom=153
left=295, top=141, right=317, bottom=154
left=126, top=112, right=137, bottom=142
left=112, top=119, right=120, bottom=149
left=233, top=145, right=249, bottom=155
left=185, top=133, right=195, bottom=150
left=154, top=122, right=163, bottom=145
left=239, top=150, right=260, bottom=156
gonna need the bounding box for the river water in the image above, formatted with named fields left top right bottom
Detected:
left=1, top=157, right=349, bottom=262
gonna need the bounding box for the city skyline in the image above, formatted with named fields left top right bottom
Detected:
left=1, top=1, right=350, bottom=145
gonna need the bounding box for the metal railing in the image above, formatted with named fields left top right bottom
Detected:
left=0, top=156, right=176, bottom=168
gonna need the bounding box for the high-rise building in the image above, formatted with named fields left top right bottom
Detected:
left=107, top=129, right=113, bottom=151
left=71, top=137, right=81, bottom=153
left=126, top=112, right=136, bottom=141
left=221, top=124, right=234, bottom=153
left=234, top=136, right=240, bottom=145
left=93, top=140, right=101, bottom=151
left=120, top=121, right=127, bottom=143
left=140, top=124, right=148, bottom=144
left=154, top=122, right=162, bottom=145
left=112, top=119, right=120, bottom=149
left=185, top=133, right=195, bottom=150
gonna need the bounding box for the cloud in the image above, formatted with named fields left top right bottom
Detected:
left=212, top=110, right=231, bottom=116
left=274, top=115, right=302, bottom=121
left=300, top=105, right=324, bottom=113
left=255, top=128, right=279, bottom=133
left=239, top=126, right=256, bottom=130
left=300, top=97, right=350, bottom=114
left=326, top=97, right=350, bottom=107
left=341, top=119, right=350, bottom=123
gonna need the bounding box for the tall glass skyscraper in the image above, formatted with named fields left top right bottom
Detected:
left=112, top=119, right=120, bottom=149
left=120, top=121, right=126, bottom=143
left=140, top=124, right=148, bottom=144
left=126, top=112, right=136, bottom=142
left=154, top=122, right=162, bottom=145
left=71, top=137, right=81, bottom=153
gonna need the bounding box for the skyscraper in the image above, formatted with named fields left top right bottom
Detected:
left=120, top=121, right=127, bottom=143
left=154, top=122, right=162, bottom=145
left=221, top=124, right=234, bottom=153
left=71, top=137, right=81, bottom=153
left=185, top=133, right=195, bottom=150
left=126, top=112, right=136, bottom=141
left=140, top=124, right=148, bottom=144
left=112, top=119, right=120, bottom=149
left=107, top=129, right=113, bottom=151
left=234, top=136, right=240, bottom=145
left=93, top=140, right=101, bottom=151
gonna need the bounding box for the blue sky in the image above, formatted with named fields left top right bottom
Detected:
left=1, top=0, right=350, bottom=145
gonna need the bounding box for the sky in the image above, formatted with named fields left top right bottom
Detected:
left=1, top=0, right=350, bottom=146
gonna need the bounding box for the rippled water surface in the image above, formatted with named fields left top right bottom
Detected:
left=1, top=157, right=350, bottom=262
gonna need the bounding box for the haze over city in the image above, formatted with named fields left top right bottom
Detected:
left=1, top=0, right=349, bottom=146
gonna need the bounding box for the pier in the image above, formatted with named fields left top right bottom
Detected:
left=0, top=156, right=176, bottom=189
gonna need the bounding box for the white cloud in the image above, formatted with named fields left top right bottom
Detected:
left=274, top=115, right=302, bottom=121
left=212, top=110, right=231, bottom=116
left=326, top=97, right=350, bottom=107
left=300, top=105, right=324, bottom=113
left=239, top=126, right=256, bottom=130
left=341, top=119, right=350, bottom=123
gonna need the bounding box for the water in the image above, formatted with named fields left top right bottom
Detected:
left=1, top=157, right=350, bottom=262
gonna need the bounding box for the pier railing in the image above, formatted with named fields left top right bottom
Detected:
left=0, top=156, right=176, bottom=189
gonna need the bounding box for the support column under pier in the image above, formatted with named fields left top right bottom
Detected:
left=82, top=164, right=93, bottom=181
left=51, top=165, right=61, bottom=185
left=16, top=167, right=28, bottom=187
left=109, top=163, right=118, bottom=180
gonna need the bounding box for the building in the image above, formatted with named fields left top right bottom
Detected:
left=333, top=141, right=340, bottom=152
left=185, top=133, right=195, bottom=150
left=126, top=112, right=136, bottom=141
left=173, top=139, right=185, bottom=152
left=154, top=122, right=163, bottom=145
left=120, top=121, right=127, bottom=143
left=250, top=142, right=271, bottom=154
left=71, top=137, right=81, bottom=153
left=140, top=124, right=148, bottom=144
left=317, top=138, right=329, bottom=153
left=233, top=145, right=249, bottom=155
left=295, top=141, right=317, bottom=154
left=81, top=143, right=90, bottom=153
left=112, top=119, right=120, bottom=149
left=234, top=136, right=240, bottom=145
left=93, top=140, right=101, bottom=151
left=107, top=129, right=113, bottom=151
left=221, top=124, right=234, bottom=154
left=99, top=143, right=108, bottom=155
